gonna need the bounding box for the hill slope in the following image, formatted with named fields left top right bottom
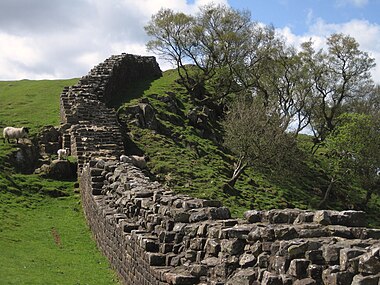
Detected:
left=0, top=79, right=120, bottom=284
left=117, top=69, right=380, bottom=226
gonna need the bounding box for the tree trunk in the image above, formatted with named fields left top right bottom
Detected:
left=227, top=164, right=247, bottom=188
left=318, top=177, right=335, bottom=208
left=226, top=156, right=248, bottom=188
left=364, top=189, right=373, bottom=206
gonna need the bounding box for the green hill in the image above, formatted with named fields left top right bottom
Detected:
left=0, top=79, right=120, bottom=284
left=116, top=69, right=380, bottom=226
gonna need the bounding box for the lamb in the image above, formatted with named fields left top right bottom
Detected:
left=57, top=148, right=70, bottom=160
left=120, top=154, right=149, bottom=169
left=3, top=127, right=29, bottom=143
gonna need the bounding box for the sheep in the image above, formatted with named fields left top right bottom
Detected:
left=120, top=154, right=149, bottom=169
left=3, top=127, right=29, bottom=143
left=57, top=148, right=70, bottom=160
left=119, top=154, right=131, bottom=163
left=130, top=155, right=150, bottom=169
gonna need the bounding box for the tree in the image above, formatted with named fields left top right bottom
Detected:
left=222, top=95, right=297, bottom=188
left=145, top=4, right=273, bottom=102
left=322, top=113, right=380, bottom=206
left=303, top=34, right=376, bottom=148
left=252, top=38, right=314, bottom=135
left=145, top=8, right=195, bottom=92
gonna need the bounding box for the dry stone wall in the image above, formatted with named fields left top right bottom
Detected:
left=61, top=54, right=380, bottom=285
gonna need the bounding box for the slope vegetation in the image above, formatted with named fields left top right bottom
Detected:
left=117, top=69, right=380, bottom=226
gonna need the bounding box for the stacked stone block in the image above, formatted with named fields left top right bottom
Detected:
left=79, top=159, right=380, bottom=285
left=59, top=53, right=161, bottom=174
left=61, top=54, right=379, bottom=284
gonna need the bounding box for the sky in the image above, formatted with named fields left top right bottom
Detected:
left=0, top=0, right=379, bottom=82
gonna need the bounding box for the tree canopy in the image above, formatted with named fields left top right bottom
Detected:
left=145, top=4, right=378, bottom=195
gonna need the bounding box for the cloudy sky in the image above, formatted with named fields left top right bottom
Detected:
left=0, top=0, right=379, bottom=82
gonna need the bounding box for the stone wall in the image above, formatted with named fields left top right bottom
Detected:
left=61, top=54, right=380, bottom=285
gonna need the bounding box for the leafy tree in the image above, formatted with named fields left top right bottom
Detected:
left=252, top=38, right=314, bottom=135
left=145, top=8, right=195, bottom=92
left=322, top=113, right=380, bottom=206
left=145, top=4, right=273, bottom=102
left=303, top=34, right=376, bottom=149
left=222, top=95, right=297, bottom=188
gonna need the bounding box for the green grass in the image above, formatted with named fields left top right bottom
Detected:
left=0, top=79, right=78, bottom=135
left=0, top=179, right=119, bottom=285
left=0, top=79, right=120, bottom=284
left=118, top=69, right=380, bottom=226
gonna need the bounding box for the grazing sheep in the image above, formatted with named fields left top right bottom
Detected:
left=120, top=154, right=149, bottom=169
left=130, top=155, right=149, bottom=169
left=3, top=127, right=29, bottom=143
left=119, top=154, right=131, bottom=163
left=57, top=148, right=70, bottom=160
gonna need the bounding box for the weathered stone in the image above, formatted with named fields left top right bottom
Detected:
left=351, top=274, right=379, bottom=285
left=205, top=239, right=221, bottom=256
left=305, top=250, right=324, bottom=265
left=322, top=267, right=354, bottom=285
left=220, top=238, right=245, bottom=255
left=239, top=253, right=256, bottom=268
left=244, top=210, right=262, bottom=223
left=340, top=248, right=366, bottom=271
left=293, top=278, right=317, bottom=285
left=288, top=259, right=310, bottom=278
left=223, top=224, right=253, bottom=239
left=189, top=264, right=208, bottom=277
left=165, top=270, right=199, bottom=285
left=314, top=210, right=331, bottom=225
left=359, top=248, right=380, bottom=275
left=288, top=241, right=309, bottom=258
left=323, top=245, right=343, bottom=265
left=148, top=253, right=166, bottom=266
left=274, top=226, right=298, bottom=240
left=307, top=264, right=323, bottom=282
left=261, top=271, right=283, bottom=285
left=257, top=252, right=270, bottom=268
left=270, top=255, right=289, bottom=275
left=226, top=268, right=256, bottom=285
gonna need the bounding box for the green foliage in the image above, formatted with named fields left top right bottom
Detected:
left=324, top=113, right=380, bottom=203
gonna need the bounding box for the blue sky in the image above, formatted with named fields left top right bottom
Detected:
left=0, top=0, right=379, bottom=81
left=229, top=0, right=380, bottom=34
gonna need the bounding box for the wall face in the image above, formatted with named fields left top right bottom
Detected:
left=61, top=54, right=380, bottom=285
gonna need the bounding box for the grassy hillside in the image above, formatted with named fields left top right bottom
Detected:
left=117, top=69, right=380, bottom=226
left=0, top=79, right=120, bottom=284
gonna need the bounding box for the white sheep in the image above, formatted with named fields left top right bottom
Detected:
left=3, top=127, right=29, bottom=143
left=120, top=154, right=149, bottom=169
left=130, top=155, right=149, bottom=169
left=119, top=154, right=131, bottom=163
left=57, top=148, right=70, bottom=160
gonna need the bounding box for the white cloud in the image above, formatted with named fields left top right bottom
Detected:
left=0, top=0, right=230, bottom=80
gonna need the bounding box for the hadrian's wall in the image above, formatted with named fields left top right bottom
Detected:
left=60, top=54, right=380, bottom=285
